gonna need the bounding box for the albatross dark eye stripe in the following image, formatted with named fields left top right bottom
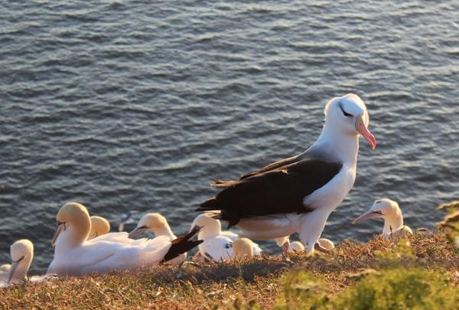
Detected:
left=339, top=103, right=353, bottom=118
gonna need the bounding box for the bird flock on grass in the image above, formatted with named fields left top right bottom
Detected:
left=1, top=94, right=419, bottom=287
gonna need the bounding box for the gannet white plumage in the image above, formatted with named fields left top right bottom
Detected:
left=128, top=213, right=187, bottom=265
left=88, top=216, right=111, bottom=240
left=353, top=198, right=413, bottom=239
left=198, top=94, right=376, bottom=254
left=0, top=240, right=34, bottom=286
left=190, top=214, right=262, bottom=262
left=46, top=202, right=202, bottom=276
left=190, top=214, right=234, bottom=262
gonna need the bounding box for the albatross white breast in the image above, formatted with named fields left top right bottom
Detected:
left=198, top=94, right=376, bottom=254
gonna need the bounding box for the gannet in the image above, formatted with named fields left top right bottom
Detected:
left=46, top=202, right=202, bottom=276
left=191, top=214, right=262, bottom=262
left=287, top=238, right=335, bottom=254
left=88, top=216, right=111, bottom=240
left=353, top=198, right=413, bottom=239
left=128, top=213, right=187, bottom=265
left=0, top=240, right=33, bottom=286
left=232, top=238, right=260, bottom=259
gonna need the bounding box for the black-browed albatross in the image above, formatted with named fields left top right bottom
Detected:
left=198, top=94, right=377, bottom=254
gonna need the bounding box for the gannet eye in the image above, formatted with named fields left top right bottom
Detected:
left=339, top=103, right=353, bottom=118
left=225, top=243, right=232, bottom=249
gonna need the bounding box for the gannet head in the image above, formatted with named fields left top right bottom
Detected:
left=323, top=93, right=376, bottom=150
left=51, top=202, right=91, bottom=247
left=88, top=216, right=111, bottom=240
left=190, top=214, right=222, bottom=239
left=353, top=198, right=405, bottom=233
left=318, top=238, right=335, bottom=251
left=233, top=238, right=254, bottom=259
left=8, top=239, right=33, bottom=284
left=288, top=241, right=305, bottom=254
left=128, top=213, right=169, bottom=239
left=0, top=264, right=11, bottom=273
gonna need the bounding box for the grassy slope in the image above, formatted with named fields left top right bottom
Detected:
left=0, top=232, right=458, bottom=309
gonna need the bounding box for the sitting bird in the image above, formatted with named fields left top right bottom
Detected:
left=88, top=216, right=111, bottom=240
left=128, top=212, right=187, bottom=265
left=353, top=198, right=413, bottom=239
left=0, top=240, right=34, bottom=286
left=232, top=238, right=258, bottom=259
left=287, top=239, right=335, bottom=254
left=47, top=202, right=202, bottom=276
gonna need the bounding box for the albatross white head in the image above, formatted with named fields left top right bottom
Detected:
left=8, top=239, right=33, bottom=284
left=353, top=198, right=412, bottom=238
left=88, top=216, right=111, bottom=240
left=319, top=94, right=377, bottom=156
left=129, top=213, right=175, bottom=239
left=51, top=202, right=91, bottom=250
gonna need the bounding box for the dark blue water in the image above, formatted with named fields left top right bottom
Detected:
left=1, top=0, right=458, bottom=272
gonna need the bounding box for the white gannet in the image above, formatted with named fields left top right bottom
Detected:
left=0, top=239, right=34, bottom=286
left=88, top=216, right=111, bottom=240
left=0, top=264, right=11, bottom=275
left=128, top=213, right=186, bottom=265
left=288, top=241, right=305, bottom=253
left=191, top=214, right=262, bottom=262
left=233, top=238, right=258, bottom=259
left=46, top=202, right=202, bottom=276
left=353, top=198, right=413, bottom=239
left=198, top=94, right=376, bottom=254
left=190, top=214, right=234, bottom=262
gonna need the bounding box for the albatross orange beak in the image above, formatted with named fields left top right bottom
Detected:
left=355, top=116, right=377, bottom=150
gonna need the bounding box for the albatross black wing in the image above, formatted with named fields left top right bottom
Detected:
left=240, top=155, right=301, bottom=180
left=212, top=155, right=301, bottom=188
left=198, top=159, right=342, bottom=227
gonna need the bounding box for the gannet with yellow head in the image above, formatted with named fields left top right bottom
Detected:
left=190, top=214, right=262, bottom=262
left=88, top=216, right=111, bottom=240
left=353, top=198, right=413, bottom=239
left=47, top=202, right=202, bottom=276
left=233, top=238, right=257, bottom=259
left=0, top=240, right=34, bottom=286
left=128, top=213, right=186, bottom=265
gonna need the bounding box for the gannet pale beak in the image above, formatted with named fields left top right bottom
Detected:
left=355, top=115, right=377, bottom=150
left=128, top=226, right=147, bottom=239
left=7, top=256, right=24, bottom=284
left=352, top=209, right=383, bottom=224
left=51, top=223, right=65, bottom=247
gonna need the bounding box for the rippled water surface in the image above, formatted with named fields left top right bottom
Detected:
left=1, top=0, right=458, bottom=272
